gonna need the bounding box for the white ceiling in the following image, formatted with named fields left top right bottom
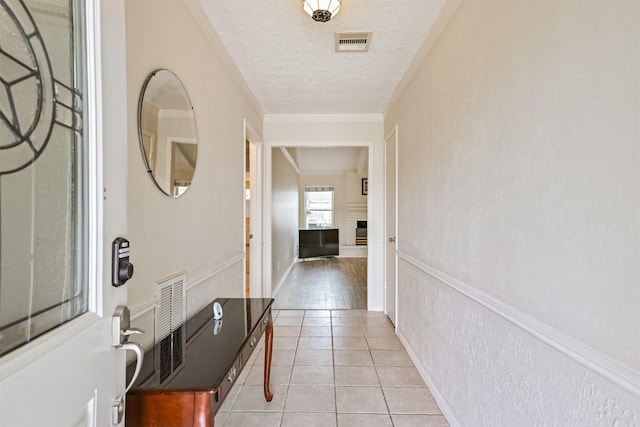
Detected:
left=197, top=0, right=448, bottom=115
left=284, top=146, right=368, bottom=175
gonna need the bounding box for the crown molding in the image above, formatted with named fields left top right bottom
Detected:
left=183, top=0, right=264, bottom=118
left=383, top=0, right=462, bottom=117
left=265, top=114, right=383, bottom=123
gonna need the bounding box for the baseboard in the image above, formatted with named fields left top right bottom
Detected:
left=339, top=244, right=368, bottom=258
left=397, top=330, right=461, bottom=427
left=272, top=259, right=296, bottom=298
left=395, top=253, right=639, bottom=425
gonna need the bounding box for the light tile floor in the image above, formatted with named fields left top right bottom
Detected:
left=215, top=309, right=449, bottom=427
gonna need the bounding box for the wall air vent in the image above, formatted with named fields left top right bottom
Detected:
left=155, top=273, right=186, bottom=384
left=335, top=32, right=372, bottom=52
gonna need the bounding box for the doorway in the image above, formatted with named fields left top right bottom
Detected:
left=264, top=142, right=376, bottom=309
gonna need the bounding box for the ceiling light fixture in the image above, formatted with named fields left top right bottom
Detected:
left=303, top=0, right=341, bottom=22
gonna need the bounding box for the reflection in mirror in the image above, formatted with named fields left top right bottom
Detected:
left=138, top=70, right=197, bottom=197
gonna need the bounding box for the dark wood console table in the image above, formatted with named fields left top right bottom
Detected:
left=126, top=298, right=274, bottom=427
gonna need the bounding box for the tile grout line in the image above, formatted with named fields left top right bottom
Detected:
left=364, top=315, right=395, bottom=424
left=362, top=310, right=395, bottom=425
left=330, top=310, right=339, bottom=427
left=225, top=309, right=447, bottom=426
left=280, top=313, right=297, bottom=426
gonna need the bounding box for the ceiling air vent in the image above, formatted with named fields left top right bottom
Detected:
left=335, top=32, right=372, bottom=52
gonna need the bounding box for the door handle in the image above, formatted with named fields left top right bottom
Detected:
left=112, top=306, right=143, bottom=346
left=111, top=305, right=145, bottom=425
left=116, top=342, right=143, bottom=397
left=388, top=237, right=396, bottom=243
left=112, top=342, right=144, bottom=425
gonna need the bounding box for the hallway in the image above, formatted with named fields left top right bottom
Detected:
left=215, top=309, right=449, bottom=427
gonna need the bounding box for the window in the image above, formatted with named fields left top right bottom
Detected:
left=0, top=0, right=88, bottom=356
left=304, top=186, right=334, bottom=229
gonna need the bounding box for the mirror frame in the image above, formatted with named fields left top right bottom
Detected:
left=137, top=69, right=198, bottom=197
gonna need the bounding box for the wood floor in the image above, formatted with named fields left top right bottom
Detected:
left=273, top=258, right=367, bottom=310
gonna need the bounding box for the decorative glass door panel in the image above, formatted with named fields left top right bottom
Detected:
left=0, top=0, right=86, bottom=356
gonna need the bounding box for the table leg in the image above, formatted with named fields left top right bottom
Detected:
left=263, top=310, right=274, bottom=402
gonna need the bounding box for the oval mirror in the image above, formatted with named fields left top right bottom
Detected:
left=138, top=69, right=198, bottom=197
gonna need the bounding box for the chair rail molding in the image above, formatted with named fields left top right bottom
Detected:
left=397, top=250, right=640, bottom=398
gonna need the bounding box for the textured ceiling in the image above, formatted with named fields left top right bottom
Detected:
left=198, top=0, right=448, bottom=114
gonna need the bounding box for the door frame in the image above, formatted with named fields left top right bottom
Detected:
left=244, top=119, right=263, bottom=297
left=384, top=125, right=399, bottom=326
left=263, top=139, right=378, bottom=308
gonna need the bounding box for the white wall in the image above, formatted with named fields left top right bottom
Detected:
left=264, top=114, right=384, bottom=309
left=385, top=1, right=639, bottom=425
left=345, top=170, right=368, bottom=247
left=271, top=148, right=299, bottom=293
left=125, top=0, right=263, bottom=349
left=345, top=170, right=368, bottom=206
left=298, top=172, right=368, bottom=248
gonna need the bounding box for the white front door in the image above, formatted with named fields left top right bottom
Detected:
left=0, top=1, right=131, bottom=425
left=385, top=126, right=398, bottom=326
